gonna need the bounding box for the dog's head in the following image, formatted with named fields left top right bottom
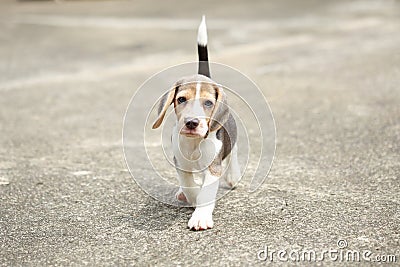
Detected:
left=152, top=75, right=229, bottom=138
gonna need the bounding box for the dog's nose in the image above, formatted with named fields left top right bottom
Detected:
left=185, top=118, right=199, bottom=129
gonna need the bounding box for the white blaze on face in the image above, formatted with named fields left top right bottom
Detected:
left=182, top=82, right=207, bottom=137
left=192, top=82, right=205, bottom=118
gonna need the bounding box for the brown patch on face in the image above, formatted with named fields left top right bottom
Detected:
left=199, top=83, right=215, bottom=98
left=199, top=84, right=216, bottom=124
left=173, top=83, right=197, bottom=120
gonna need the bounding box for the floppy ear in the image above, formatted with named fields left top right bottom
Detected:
left=208, top=85, right=229, bottom=132
left=152, top=85, right=177, bottom=129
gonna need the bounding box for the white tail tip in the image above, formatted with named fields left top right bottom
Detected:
left=197, top=15, right=207, bottom=46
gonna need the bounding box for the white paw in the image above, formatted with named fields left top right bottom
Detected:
left=225, top=175, right=235, bottom=189
left=224, top=173, right=239, bottom=189
left=187, top=209, right=214, bottom=231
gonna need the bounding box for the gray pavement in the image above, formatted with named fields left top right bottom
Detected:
left=0, top=0, right=399, bottom=265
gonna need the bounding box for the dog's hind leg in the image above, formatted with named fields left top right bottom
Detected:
left=224, top=144, right=241, bottom=188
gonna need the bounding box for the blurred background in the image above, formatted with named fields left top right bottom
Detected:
left=1, top=0, right=399, bottom=265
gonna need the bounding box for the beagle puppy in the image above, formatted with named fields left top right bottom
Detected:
left=152, top=16, right=241, bottom=230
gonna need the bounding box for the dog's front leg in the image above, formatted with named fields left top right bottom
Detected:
left=176, top=169, right=199, bottom=205
left=188, top=169, right=219, bottom=230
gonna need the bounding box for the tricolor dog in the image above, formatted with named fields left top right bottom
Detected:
left=152, top=16, right=241, bottom=230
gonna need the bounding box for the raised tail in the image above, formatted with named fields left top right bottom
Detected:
left=197, top=15, right=210, bottom=78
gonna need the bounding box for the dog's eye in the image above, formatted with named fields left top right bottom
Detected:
left=204, top=100, right=214, bottom=107
left=177, top=97, right=186, bottom=104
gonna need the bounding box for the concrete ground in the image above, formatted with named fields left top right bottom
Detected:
left=0, top=0, right=399, bottom=265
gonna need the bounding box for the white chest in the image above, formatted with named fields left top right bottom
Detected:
left=172, top=126, right=222, bottom=172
